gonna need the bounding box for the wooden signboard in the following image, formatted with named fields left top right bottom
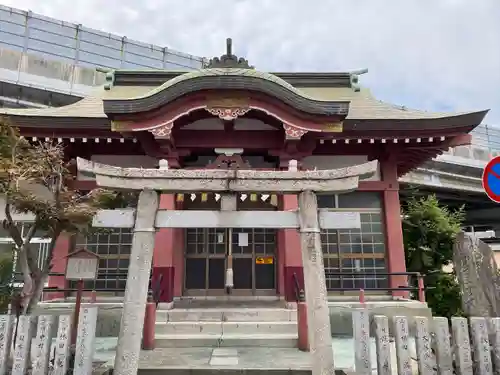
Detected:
left=65, top=248, right=99, bottom=281
left=255, top=256, right=273, bottom=265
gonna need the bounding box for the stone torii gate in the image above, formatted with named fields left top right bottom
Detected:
left=77, top=157, right=378, bottom=375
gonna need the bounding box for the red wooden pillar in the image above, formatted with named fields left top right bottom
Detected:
left=151, top=194, right=180, bottom=305
left=381, top=158, right=408, bottom=298
left=46, top=233, right=72, bottom=301
left=278, top=194, right=304, bottom=303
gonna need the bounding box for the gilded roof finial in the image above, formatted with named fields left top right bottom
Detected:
left=205, top=38, right=253, bottom=69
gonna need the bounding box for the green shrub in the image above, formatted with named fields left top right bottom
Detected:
left=403, top=194, right=464, bottom=318
left=0, top=252, right=14, bottom=313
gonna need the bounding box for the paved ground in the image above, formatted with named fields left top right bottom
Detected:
left=91, top=337, right=420, bottom=374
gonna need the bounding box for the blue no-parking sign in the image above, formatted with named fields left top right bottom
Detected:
left=482, top=156, right=500, bottom=203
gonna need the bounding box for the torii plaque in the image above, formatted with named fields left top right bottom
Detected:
left=77, top=157, right=378, bottom=375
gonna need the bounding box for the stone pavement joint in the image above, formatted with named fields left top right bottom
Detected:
left=209, top=348, right=239, bottom=366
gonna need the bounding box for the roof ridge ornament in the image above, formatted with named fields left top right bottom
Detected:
left=206, top=38, right=254, bottom=69
left=349, top=68, right=368, bottom=92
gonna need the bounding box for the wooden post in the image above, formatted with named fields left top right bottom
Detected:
left=142, top=292, right=156, bottom=350
left=113, top=189, right=159, bottom=375
left=298, top=190, right=335, bottom=375
left=417, top=275, right=425, bottom=302
left=221, top=193, right=237, bottom=294
left=71, top=279, right=84, bottom=346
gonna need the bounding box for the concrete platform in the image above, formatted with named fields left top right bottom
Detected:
left=101, top=347, right=351, bottom=375
left=86, top=337, right=421, bottom=375
left=158, top=308, right=297, bottom=322
left=155, top=333, right=298, bottom=348
left=155, top=321, right=297, bottom=335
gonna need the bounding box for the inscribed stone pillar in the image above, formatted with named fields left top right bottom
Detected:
left=373, top=315, right=392, bottom=375
left=114, top=189, right=159, bottom=375
left=74, top=306, right=98, bottom=375
left=32, top=315, right=55, bottom=375
left=11, top=315, right=33, bottom=375
left=0, top=315, right=13, bottom=375
left=298, top=190, right=335, bottom=375
left=52, top=315, right=71, bottom=375
left=432, top=317, right=453, bottom=375
left=393, top=316, right=412, bottom=375
left=352, top=309, right=371, bottom=375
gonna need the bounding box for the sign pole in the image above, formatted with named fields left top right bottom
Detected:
left=71, top=278, right=84, bottom=346
left=64, top=247, right=99, bottom=371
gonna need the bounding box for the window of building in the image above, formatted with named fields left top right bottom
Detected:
left=318, top=192, right=388, bottom=292
left=74, top=228, right=132, bottom=295
left=0, top=223, right=51, bottom=286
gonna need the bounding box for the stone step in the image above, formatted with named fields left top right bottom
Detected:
left=155, top=321, right=297, bottom=335
left=157, top=308, right=297, bottom=322
left=138, top=369, right=313, bottom=375
left=154, top=333, right=298, bottom=348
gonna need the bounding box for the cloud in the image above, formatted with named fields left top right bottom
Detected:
left=2, top=0, right=500, bottom=123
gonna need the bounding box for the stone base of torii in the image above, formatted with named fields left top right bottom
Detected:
left=77, top=157, right=378, bottom=375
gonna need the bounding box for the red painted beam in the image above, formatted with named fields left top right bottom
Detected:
left=175, top=130, right=284, bottom=149
left=357, top=181, right=393, bottom=191
left=447, top=134, right=472, bottom=147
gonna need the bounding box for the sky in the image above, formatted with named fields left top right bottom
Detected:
left=1, top=0, right=499, bottom=124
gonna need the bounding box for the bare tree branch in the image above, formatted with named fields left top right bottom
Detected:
left=0, top=119, right=126, bottom=313
left=3, top=202, right=23, bottom=248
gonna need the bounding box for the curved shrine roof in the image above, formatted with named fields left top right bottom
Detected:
left=0, top=80, right=487, bottom=133
left=103, top=68, right=350, bottom=117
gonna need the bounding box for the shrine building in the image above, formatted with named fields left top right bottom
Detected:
left=0, top=39, right=488, bottom=303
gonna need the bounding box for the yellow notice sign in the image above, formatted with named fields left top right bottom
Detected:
left=256, top=256, right=274, bottom=265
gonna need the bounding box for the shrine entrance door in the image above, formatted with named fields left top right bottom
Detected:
left=183, top=195, right=277, bottom=297
left=184, top=227, right=277, bottom=296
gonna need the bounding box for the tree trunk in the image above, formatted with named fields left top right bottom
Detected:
left=24, top=272, right=48, bottom=314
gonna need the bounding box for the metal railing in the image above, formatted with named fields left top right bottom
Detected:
left=10, top=271, right=164, bottom=306
left=323, top=270, right=428, bottom=302
left=292, top=272, right=305, bottom=303
left=471, top=124, right=500, bottom=153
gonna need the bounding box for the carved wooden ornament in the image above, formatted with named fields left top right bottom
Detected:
left=283, top=124, right=308, bottom=140
left=148, top=122, right=174, bottom=139
left=205, top=98, right=251, bottom=121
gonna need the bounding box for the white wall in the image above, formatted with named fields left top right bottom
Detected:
left=0, top=195, right=35, bottom=221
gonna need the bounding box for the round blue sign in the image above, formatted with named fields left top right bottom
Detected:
left=482, top=156, right=500, bottom=203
